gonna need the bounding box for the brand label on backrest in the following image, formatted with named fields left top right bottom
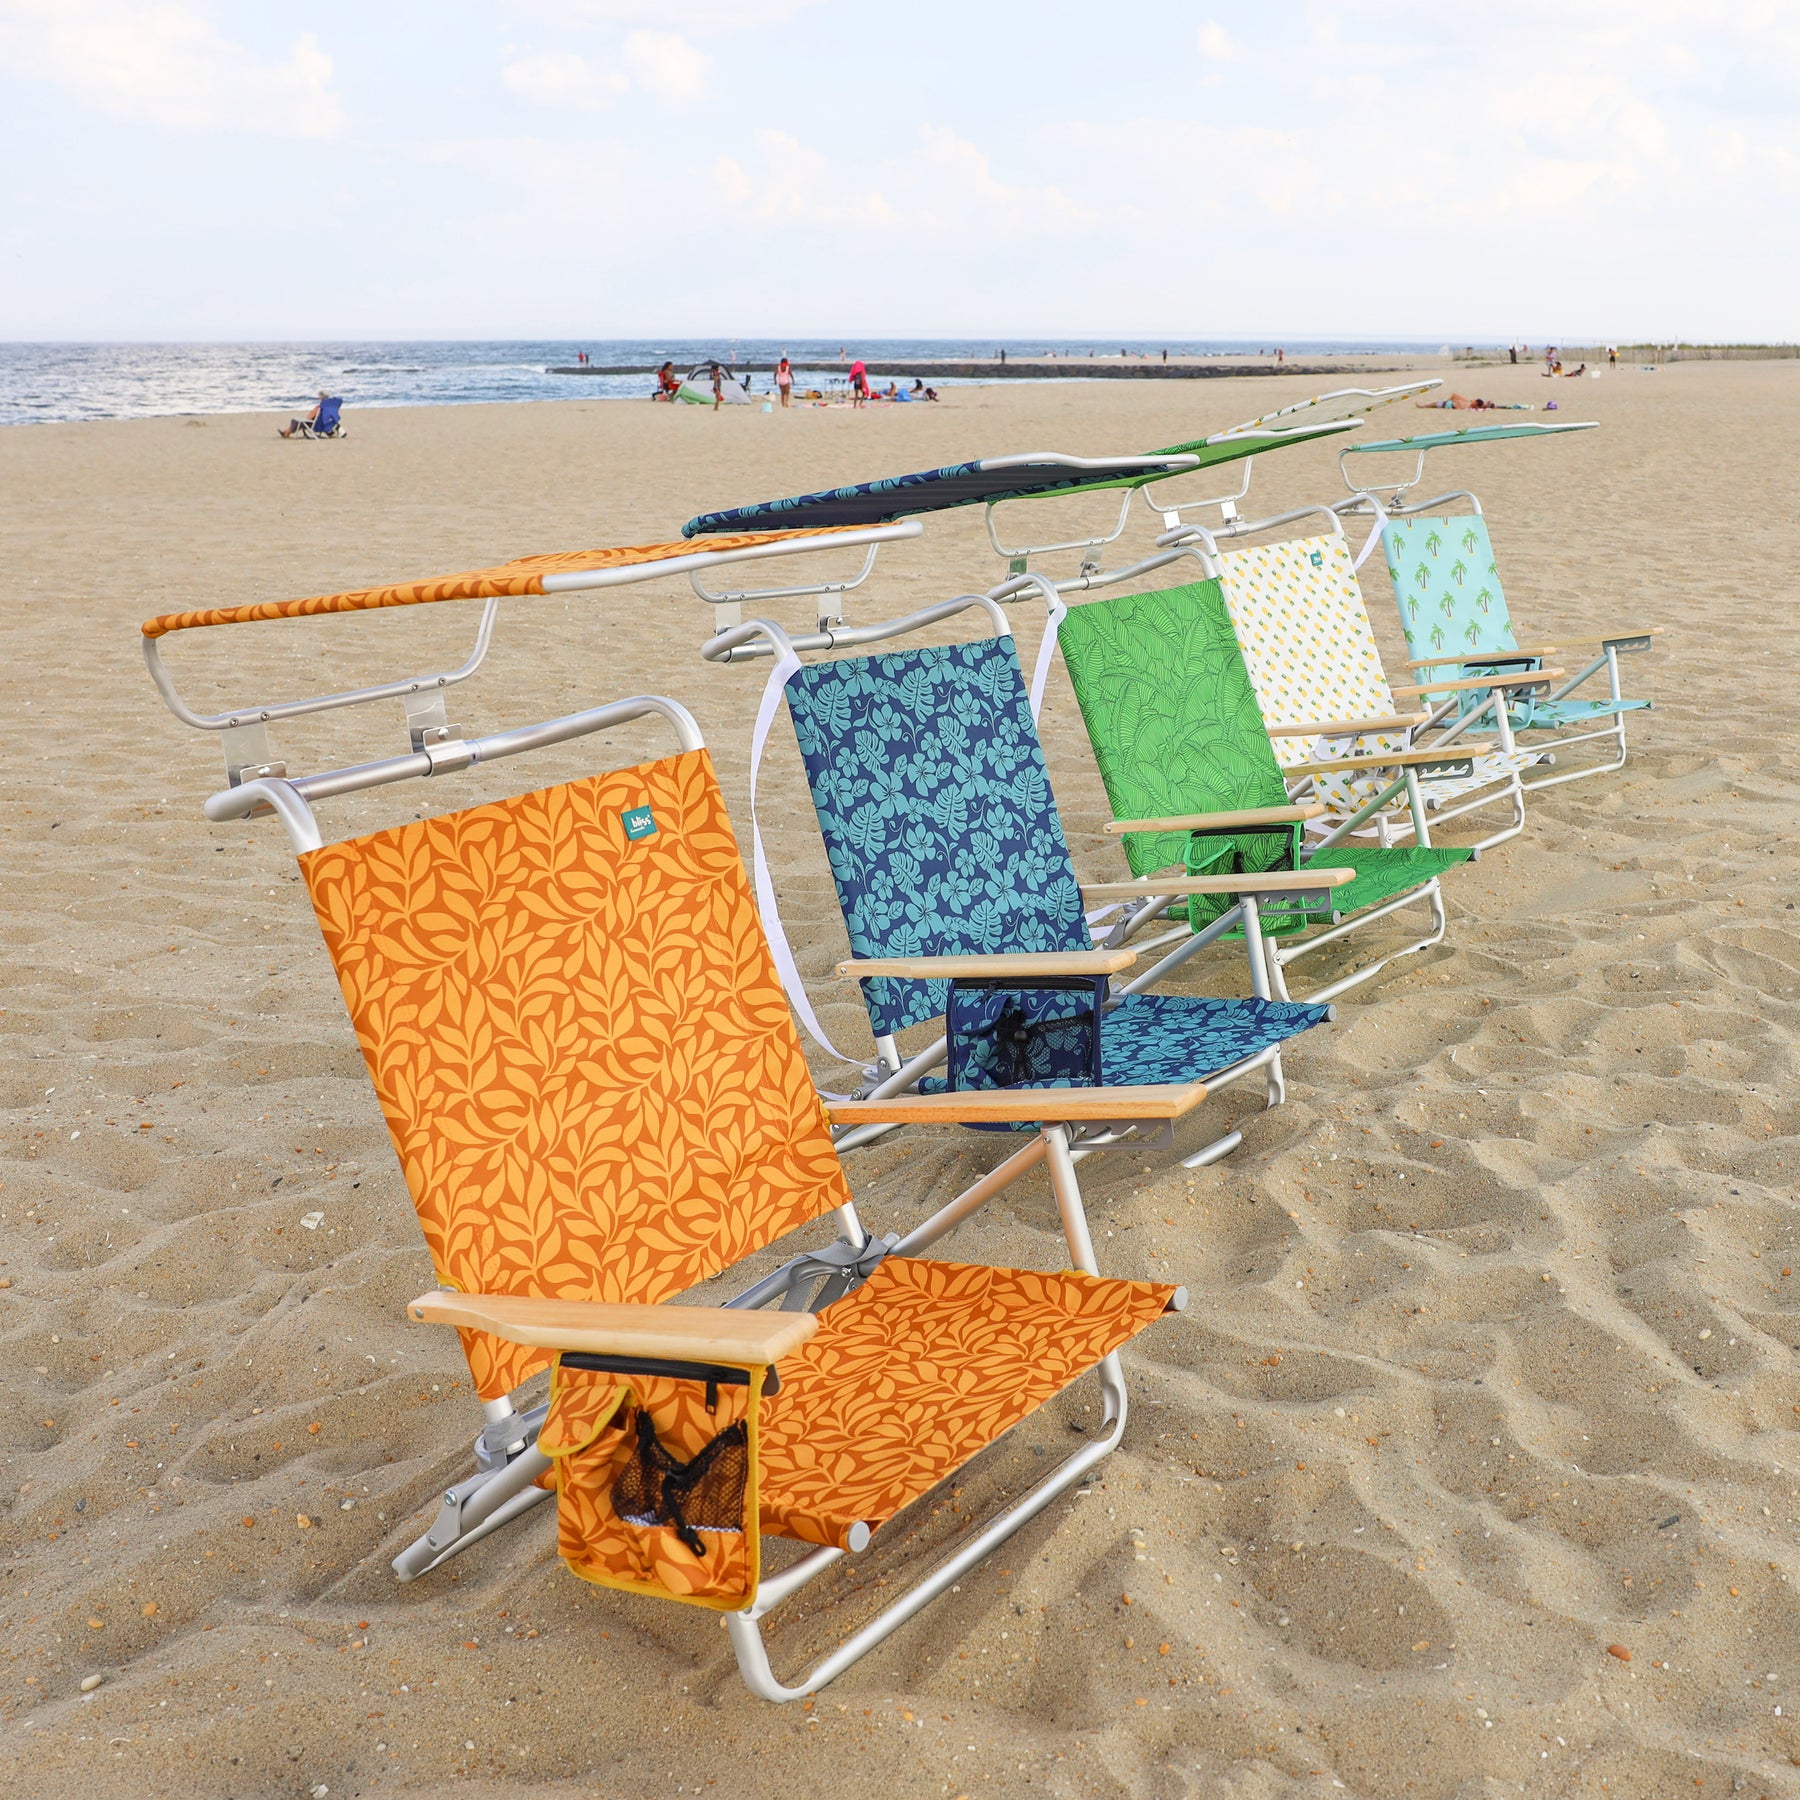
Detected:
left=620, top=805, right=658, bottom=841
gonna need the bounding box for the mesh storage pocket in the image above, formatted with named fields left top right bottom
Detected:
left=541, top=1362, right=763, bottom=1609
left=612, top=1412, right=750, bottom=1560
left=947, top=976, right=1106, bottom=1094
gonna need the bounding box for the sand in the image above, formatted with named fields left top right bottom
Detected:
left=2, top=358, right=1797, bottom=1799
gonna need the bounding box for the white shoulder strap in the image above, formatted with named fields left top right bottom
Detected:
left=1026, top=592, right=1066, bottom=722
left=748, top=647, right=861, bottom=1069
left=1351, top=493, right=1390, bottom=571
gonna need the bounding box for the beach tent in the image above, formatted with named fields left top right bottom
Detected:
left=191, top=683, right=1190, bottom=1699
left=1339, top=421, right=1661, bottom=792
left=677, top=359, right=752, bottom=405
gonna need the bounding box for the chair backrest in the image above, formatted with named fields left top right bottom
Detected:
left=1057, top=580, right=1290, bottom=880
left=301, top=747, right=849, bottom=1401
left=1217, top=533, right=1407, bottom=815
left=785, top=634, right=1089, bottom=1038
left=316, top=397, right=343, bottom=431
left=1380, top=513, right=1518, bottom=703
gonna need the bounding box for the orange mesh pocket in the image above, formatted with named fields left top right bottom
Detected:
left=540, top=1359, right=765, bottom=1610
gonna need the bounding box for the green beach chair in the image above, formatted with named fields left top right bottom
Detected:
left=1339, top=422, right=1662, bottom=793
left=1213, top=516, right=1559, bottom=853
left=1058, top=578, right=1473, bottom=1003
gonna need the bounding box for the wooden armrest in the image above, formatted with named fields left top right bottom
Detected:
left=1080, top=868, right=1355, bottom=901
left=1285, top=748, right=1478, bottom=776
left=1265, top=713, right=1429, bottom=738
left=407, top=1291, right=819, bottom=1364
left=1404, top=649, right=1553, bottom=670
left=826, top=1082, right=1210, bottom=1126
left=838, top=948, right=1138, bottom=980
left=1391, top=667, right=1563, bottom=697
left=1104, top=803, right=1325, bottom=835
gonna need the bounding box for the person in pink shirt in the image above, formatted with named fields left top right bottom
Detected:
left=849, top=358, right=869, bottom=408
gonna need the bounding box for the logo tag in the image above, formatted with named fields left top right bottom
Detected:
left=1309, top=550, right=1324, bottom=567
left=620, top=805, right=658, bottom=841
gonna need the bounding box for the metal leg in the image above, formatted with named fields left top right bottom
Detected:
left=392, top=1446, right=555, bottom=1582
left=1271, top=879, right=1448, bottom=1004
left=1042, top=1123, right=1101, bottom=1275
left=725, top=1352, right=1130, bottom=1702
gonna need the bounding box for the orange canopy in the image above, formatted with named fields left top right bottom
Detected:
left=140, top=527, right=851, bottom=639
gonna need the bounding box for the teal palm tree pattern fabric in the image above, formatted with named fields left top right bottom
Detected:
left=1384, top=514, right=1517, bottom=683
left=784, top=634, right=1328, bottom=1086
left=1382, top=515, right=1650, bottom=728
left=785, top=636, right=1088, bottom=1037
left=1058, top=581, right=1291, bottom=895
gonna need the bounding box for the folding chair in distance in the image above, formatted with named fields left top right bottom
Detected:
left=703, top=593, right=1345, bottom=1171
left=1337, top=421, right=1662, bottom=793
left=1056, top=577, right=1474, bottom=1003
left=182, top=684, right=1194, bottom=1701
left=1196, top=509, right=1562, bottom=854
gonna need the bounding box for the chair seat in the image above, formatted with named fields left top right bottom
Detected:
left=757, top=1255, right=1172, bottom=1548
left=1451, top=696, right=1650, bottom=729
left=916, top=991, right=1326, bottom=1101
left=1416, top=747, right=1544, bottom=806
left=1303, top=844, right=1470, bottom=916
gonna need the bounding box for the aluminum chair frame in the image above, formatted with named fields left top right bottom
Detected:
left=202, top=693, right=1196, bottom=1700
left=1332, top=424, right=1659, bottom=796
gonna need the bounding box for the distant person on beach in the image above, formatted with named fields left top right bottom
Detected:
left=849, top=359, right=869, bottom=407
left=652, top=361, right=679, bottom=400
left=775, top=355, right=793, bottom=407
left=910, top=378, right=938, bottom=401
left=1416, top=393, right=1529, bottom=411
left=711, top=363, right=726, bottom=411
left=279, top=391, right=338, bottom=437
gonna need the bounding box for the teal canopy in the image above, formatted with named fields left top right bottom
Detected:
left=1343, top=421, right=1598, bottom=456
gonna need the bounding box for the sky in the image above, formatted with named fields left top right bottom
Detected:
left=0, top=0, right=1794, bottom=342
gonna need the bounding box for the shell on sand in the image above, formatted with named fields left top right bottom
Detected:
left=1, top=361, right=1796, bottom=1796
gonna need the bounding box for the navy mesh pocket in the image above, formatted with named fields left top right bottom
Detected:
left=946, top=976, right=1107, bottom=1094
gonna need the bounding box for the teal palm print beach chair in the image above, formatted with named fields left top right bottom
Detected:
left=1058, top=580, right=1473, bottom=1003
left=715, top=606, right=1349, bottom=1171
left=1343, top=423, right=1661, bottom=792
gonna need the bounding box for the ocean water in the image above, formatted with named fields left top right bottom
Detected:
left=0, top=338, right=1447, bottom=428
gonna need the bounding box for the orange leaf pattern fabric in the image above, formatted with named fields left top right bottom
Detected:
left=139, top=527, right=860, bottom=638
left=300, top=750, right=850, bottom=1398
left=543, top=1361, right=764, bottom=1610
left=757, top=1257, right=1174, bottom=1549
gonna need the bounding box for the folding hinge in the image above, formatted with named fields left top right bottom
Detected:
left=474, top=1401, right=547, bottom=1473
left=404, top=687, right=464, bottom=754
left=221, top=721, right=284, bottom=788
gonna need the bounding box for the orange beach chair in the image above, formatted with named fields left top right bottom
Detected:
left=197, top=689, right=1189, bottom=1699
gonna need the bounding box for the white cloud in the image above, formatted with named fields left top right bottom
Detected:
left=502, top=49, right=628, bottom=108
left=0, top=1, right=343, bottom=136
left=510, top=1, right=820, bottom=30
left=1196, top=21, right=1243, bottom=61
left=623, top=28, right=707, bottom=103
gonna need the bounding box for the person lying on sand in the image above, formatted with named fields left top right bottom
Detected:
left=1416, top=393, right=1531, bottom=411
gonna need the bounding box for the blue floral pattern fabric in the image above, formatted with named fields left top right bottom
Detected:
left=785, top=636, right=1088, bottom=1037
left=921, top=992, right=1328, bottom=1108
